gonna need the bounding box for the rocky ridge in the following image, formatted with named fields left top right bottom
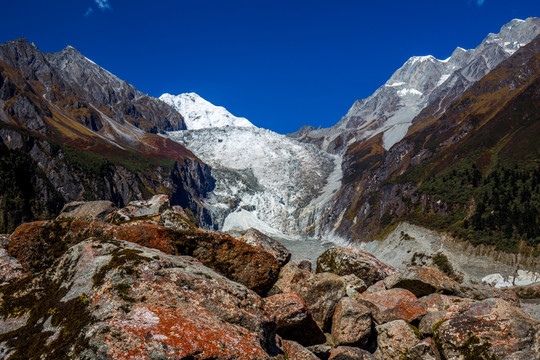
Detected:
left=1, top=196, right=538, bottom=359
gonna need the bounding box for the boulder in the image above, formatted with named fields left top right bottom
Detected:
left=407, top=338, right=442, bottom=360
left=418, top=311, right=445, bottom=337
left=434, top=298, right=540, bottom=360
left=331, top=297, right=372, bottom=347
left=273, top=262, right=347, bottom=331
left=281, top=340, right=320, bottom=360
left=373, top=320, right=420, bottom=360
left=158, top=209, right=195, bottom=230
left=307, top=344, right=333, bottom=360
left=356, top=288, right=426, bottom=324
left=316, top=246, right=396, bottom=286
left=105, top=194, right=170, bottom=224
left=296, top=259, right=313, bottom=272
left=1, top=238, right=278, bottom=359
left=329, top=346, right=375, bottom=360
left=264, top=292, right=326, bottom=346
left=56, top=200, right=116, bottom=222
left=455, top=284, right=519, bottom=305
left=383, top=266, right=460, bottom=297
left=8, top=220, right=280, bottom=295
left=0, top=246, right=25, bottom=286
left=512, top=282, right=540, bottom=299
left=229, top=228, right=291, bottom=267
left=419, top=293, right=472, bottom=313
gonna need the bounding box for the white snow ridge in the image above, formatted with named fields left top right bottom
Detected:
left=160, top=92, right=254, bottom=130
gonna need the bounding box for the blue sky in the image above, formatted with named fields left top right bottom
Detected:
left=1, top=1, right=538, bottom=133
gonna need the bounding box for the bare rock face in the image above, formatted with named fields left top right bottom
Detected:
left=0, top=238, right=279, bottom=359
left=434, top=298, right=540, bottom=360
left=273, top=262, right=347, bottom=331
left=331, top=297, right=372, bottom=348
left=407, top=338, right=442, bottom=360
left=316, top=246, right=396, bottom=286
left=383, top=266, right=460, bottom=297
left=356, top=288, right=426, bottom=325
left=264, top=292, right=326, bottom=346
left=281, top=340, right=320, bottom=360
left=329, top=346, right=375, bottom=360
left=228, top=228, right=291, bottom=267
left=373, top=320, right=420, bottom=360
left=56, top=200, right=116, bottom=222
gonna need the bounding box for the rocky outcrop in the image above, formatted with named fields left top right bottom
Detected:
left=316, top=246, right=396, bottom=286
left=264, top=292, right=326, bottom=346
left=0, top=238, right=278, bottom=359
left=8, top=218, right=281, bottom=295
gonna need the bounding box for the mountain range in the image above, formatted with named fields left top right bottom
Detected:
left=0, top=18, right=539, bottom=267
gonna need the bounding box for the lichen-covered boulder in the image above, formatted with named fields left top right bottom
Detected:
left=264, top=292, right=326, bottom=346
left=56, top=200, right=116, bottom=222
left=0, top=239, right=279, bottom=359
left=331, top=297, right=372, bottom=347
left=373, top=320, right=420, bottom=360
left=341, top=274, right=367, bottom=297
left=273, top=262, right=347, bottom=331
left=356, top=288, right=426, bottom=324
left=383, top=266, right=460, bottom=297
left=512, top=282, right=540, bottom=299
left=329, top=346, right=375, bottom=360
left=434, top=298, right=540, bottom=360
left=8, top=220, right=281, bottom=295
left=105, top=194, right=171, bottom=224
left=229, top=228, right=291, bottom=267
left=316, top=246, right=396, bottom=286
left=455, top=284, right=519, bottom=305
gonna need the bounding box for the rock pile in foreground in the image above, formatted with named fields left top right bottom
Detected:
left=0, top=196, right=538, bottom=359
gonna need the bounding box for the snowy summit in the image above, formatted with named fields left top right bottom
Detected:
left=160, top=92, right=254, bottom=130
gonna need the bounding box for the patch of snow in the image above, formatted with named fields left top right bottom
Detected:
left=160, top=92, right=254, bottom=130
left=436, top=74, right=451, bottom=87
left=385, top=82, right=405, bottom=87
left=482, top=270, right=540, bottom=288
left=397, top=88, right=423, bottom=97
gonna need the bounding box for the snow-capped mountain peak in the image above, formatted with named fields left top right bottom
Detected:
left=160, top=92, right=254, bottom=130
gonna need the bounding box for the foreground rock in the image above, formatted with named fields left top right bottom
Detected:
left=316, top=246, right=396, bottom=286
left=329, top=346, right=375, bottom=360
left=407, top=338, right=441, bottom=360
left=281, top=340, right=320, bottom=360
left=57, top=200, right=116, bottom=222
left=264, top=292, right=326, bottom=346
left=272, top=262, right=347, bottom=331
left=8, top=219, right=280, bottom=295
left=356, top=288, right=426, bottom=324
left=228, top=228, right=291, bottom=266
left=331, top=297, right=372, bottom=347
left=383, top=266, right=460, bottom=297
left=373, top=320, right=419, bottom=360
left=435, top=298, right=540, bottom=359
left=0, top=239, right=279, bottom=359
left=105, top=194, right=171, bottom=223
